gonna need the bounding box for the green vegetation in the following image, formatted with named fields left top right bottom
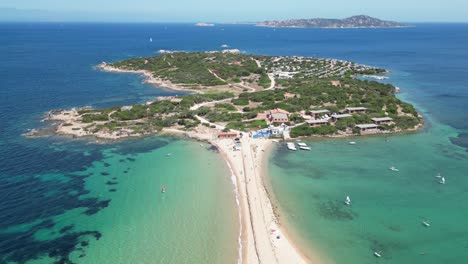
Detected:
left=111, top=52, right=264, bottom=87
left=394, top=116, right=420, bottom=129
left=291, top=124, right=338, bottom=137
left=63, top=52, right=421, bottom=138
left=258, top=72, right=271, bottom=88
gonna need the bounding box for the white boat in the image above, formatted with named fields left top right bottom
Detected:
left=221, top=44, right=229, bottom=48
left=439, top=177, right=446, bottom=184
left=287, top=142, right=297, bottom=151
left=345, top=196, right=351, bottom=205
left=166, top=153, right=172, bottom=156
left=161, top=184, right=166, bottom=193
left=422, top=220, right=430, bottom=227
left=300, top=146, right=311, bottom=151
left=149, top=37, right=153, bottom=42
left=272, top=139, right=279, bottom=143
left=389, top=166, right=399, bottom=172
left=435, top=172, right=442, bottom=178
left=374, top=251, right=382, bottom=258
left=297, top=142, right=307, bottom=147
left=349, top=141, right=356, bottom=145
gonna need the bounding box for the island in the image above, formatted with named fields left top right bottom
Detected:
left=195, top=22, right=215, bottom=27
left=29, top=51, right=423, bottom=263
left=34, top=51, right=421, bottom=140
left=256, top=15, right=407, bottom=28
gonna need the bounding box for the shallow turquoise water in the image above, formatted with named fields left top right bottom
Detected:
left=267, top=120, right=468, bottom=263
left=29, top=138, right=239, bottom=264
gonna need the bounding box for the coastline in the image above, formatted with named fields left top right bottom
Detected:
left=260, top=144, right=332, bottom=264
left=211, top=136, right=319, bottom=264
left=96, top=63, right=200, bottom=93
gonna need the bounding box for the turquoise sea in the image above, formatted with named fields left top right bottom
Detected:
left=265, top=24, right=468, bottom=263
left=1, top=23, right=467, bottom=263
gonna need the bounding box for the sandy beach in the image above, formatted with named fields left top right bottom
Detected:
left=212, top=136, right=321, bottom=264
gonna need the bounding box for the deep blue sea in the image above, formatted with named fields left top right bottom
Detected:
left=0, top=22, right=467, bottom=263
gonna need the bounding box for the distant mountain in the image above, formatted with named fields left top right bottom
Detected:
left=256, top=15, right=407, bottom=28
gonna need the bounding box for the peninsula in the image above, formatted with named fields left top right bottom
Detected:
left=256, top=15, right=407, bottom=28
left=35, top=52, right=421, bottom=140
left=30, top=51, right=422, bottom=263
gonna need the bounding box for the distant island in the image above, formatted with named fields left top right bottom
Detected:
left=31, top=52, right=422, bottom=140
left=256, top=15, right=407, bottom=28
left=195, top=22, right=215, bottom=27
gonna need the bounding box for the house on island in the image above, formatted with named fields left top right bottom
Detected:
left=170, top=97, right=183, bottom=104
left=371, top=117, right=393, bottom=125
left=345, top=107, right=367, bottom=114
left=330, top=80, right=341, bottom=87
left=121, top=106, right=133, bottom=111
left=331, top=113, right=352, bottom=122
left=218, top=132, right=238, bottom=139
left=306, top=119, right=329, bottom=127
left=355, top=124, right=380, bottom=135
left=310, top=110, right=330, bottom=119
left=283, top=93, right=296, bottom=99
left=265, top=108, right=290, bottom=123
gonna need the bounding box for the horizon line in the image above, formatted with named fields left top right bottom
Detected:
left=1, top=20, right=468, bottom=24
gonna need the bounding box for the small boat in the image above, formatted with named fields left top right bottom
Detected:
left=149, top=37, right=153, bottom=42
left=349, top=141, right=356, bottom=145
left=300, top=146, right=311, bottom=151
left=272, top=139, right=279, bottom=143
left=344, top=196, right=351, bottom=205
left=161, top=184, right=166, bottom=193
left=166, top=153, right=172, bottom=156
left=374, top=251, right=382, bottom=258
left=221, top=44, right=229, bottom=48
left=389, top=166, right=399, bottom=172
left=422, top=220, right=430, bottom=227
left=287, top=142, right=297, bottom=151
left=435, top=172, right=442, bottom=178
left=439, top=177, right=446, bottom=184
left=297, top=142, right=307, bottom=147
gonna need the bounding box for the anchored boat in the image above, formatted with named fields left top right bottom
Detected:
left=287, top=142, right=297, bottom=151
left=297, top=142, right=311, bottom=150
left=439, top=177, right=446, bottom=184
left=422, top=220, right=430, bottom=227
left=345, top=196, right=351, bottom=205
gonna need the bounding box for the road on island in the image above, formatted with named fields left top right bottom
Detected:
left=254, top=59, right=276, bottom=90
left=195, top=62, right=277, bottom=132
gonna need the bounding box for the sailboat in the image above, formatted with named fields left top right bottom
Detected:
left=439, top=177, right=446, bottom=184
left=344, top=196, right=351, bottom=205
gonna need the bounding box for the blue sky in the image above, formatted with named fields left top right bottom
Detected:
left=1, top=0, right=467, bottom=22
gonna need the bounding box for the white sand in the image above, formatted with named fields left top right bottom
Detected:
left=212, top=137, right=320, bottom=264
